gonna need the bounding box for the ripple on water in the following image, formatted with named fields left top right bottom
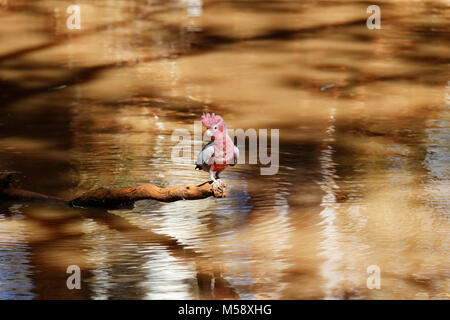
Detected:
left=0, top=208, right=34, bottom=300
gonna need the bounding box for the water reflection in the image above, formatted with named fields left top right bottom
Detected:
left=0, top=0, right=449, bottom=300
left=0, top=205, right=34, bottom=300
left=317, top=107, right=344, bottom=299
left=423, top=103, right=450, bottom=216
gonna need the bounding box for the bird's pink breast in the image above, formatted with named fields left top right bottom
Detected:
left=211, top=134, right=234, bottom=172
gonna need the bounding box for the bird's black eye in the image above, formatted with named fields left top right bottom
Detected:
left=213, top=126, right=217, bottom=130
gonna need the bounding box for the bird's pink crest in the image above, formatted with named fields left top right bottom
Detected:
left=201, top=112, right=224, bottom=128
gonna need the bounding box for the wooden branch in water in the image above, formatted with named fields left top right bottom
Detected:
left=0, top=174, right=226, bottom=208
left=69, top=181, right=227, bottom=207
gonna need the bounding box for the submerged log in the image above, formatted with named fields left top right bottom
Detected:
left=0, top=174, right=226, bottom=208
left=69, top=181, right=227, bottom=207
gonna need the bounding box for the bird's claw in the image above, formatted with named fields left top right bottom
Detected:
left=212, top=179, right=223, bottom=192
left=216, top=179, right=223, bottom=192
left=209, top=178, right=227, bottom=198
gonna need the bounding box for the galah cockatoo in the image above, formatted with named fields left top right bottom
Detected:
left=195, top=113, right=239, bottom=188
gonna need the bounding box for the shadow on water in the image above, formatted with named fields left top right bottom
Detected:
left=0, top=201, right=238, bottom=299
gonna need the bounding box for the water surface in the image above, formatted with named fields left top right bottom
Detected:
left=0, top=0, right=448, bottom=299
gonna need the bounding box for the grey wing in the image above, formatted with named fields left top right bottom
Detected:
left=195, top=141, right=214, bottom=169
left=230, top=145, right=239, bottom=166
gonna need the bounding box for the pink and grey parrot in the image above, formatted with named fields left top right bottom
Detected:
left=195, top=113, right=239, bottom=187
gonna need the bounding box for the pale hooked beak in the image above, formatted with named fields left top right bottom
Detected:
left=206, top=129, right=212, bottom=137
